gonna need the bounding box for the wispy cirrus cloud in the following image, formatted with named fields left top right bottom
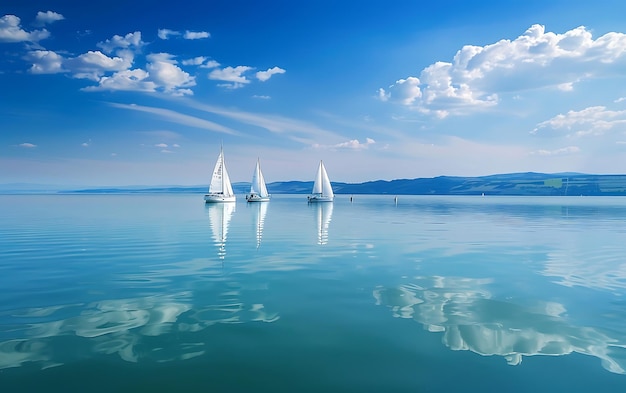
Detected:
left=140, top=130, right=182, bottom=140
left=185, top=101, right=344, bottom=144
left=313, top=138, right=376, bottom=150
left=184, top=30, right=210, bottom=40
left=157, top=29, right=210, bottom=40
left=530, top=146, right=581, bottom=156
left=380, top=24, right=626, bottom=118
left=110, top=103, right=240, bottom=135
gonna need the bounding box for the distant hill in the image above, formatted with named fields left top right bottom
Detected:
left=3, top=173, right=626, bottom=196
left=329, top=173, right=626, bottom=196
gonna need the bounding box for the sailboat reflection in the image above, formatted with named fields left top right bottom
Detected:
left=314, top=202, right=333, bottom=245
left=252, top=201, right=268, bottom=249
left=206, top=202, right=235, bottom=259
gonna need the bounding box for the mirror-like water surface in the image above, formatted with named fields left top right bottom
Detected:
left=1, top=194, right=626, bottom=392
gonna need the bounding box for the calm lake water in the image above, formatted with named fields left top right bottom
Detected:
left=2, top=194, right=626, bottom=392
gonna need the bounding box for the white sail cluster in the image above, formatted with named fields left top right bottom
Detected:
left=204, top=148, right=334, bottom=205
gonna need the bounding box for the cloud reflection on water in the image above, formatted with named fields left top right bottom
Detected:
left=0, top=288, right=278, bottom=370
left=374, top=276, right=626, bottom=374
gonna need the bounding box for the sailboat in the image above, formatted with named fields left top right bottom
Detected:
left=204, top=146, right=236, bottom=203
left=245, top=158, right=270, bottom=202
left=307, top=160, right=334, bottom=202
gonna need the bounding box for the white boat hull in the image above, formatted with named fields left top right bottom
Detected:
left=246, top=194, right=270, bottom=202
left=308, top=195, right=334, bottom=203
left=204, top=194, right=236, bottom=203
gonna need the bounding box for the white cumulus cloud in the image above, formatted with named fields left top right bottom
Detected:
left=182, top=56, right=207, bottom=66
left=0, top=14, right=50, bottom=43
left=146, top=53, right=196, bottom=96
left=181, top=56, right=220, bottom=70
left=83, top=69, right=157, bottom=93
left=26, top=49, right=134, bottom=80
left=64, top=50, right=134, bottom=81
left=209, top=66, right=253, bottom=88
left=381, top=24, right=626, bottom=117
left=200, top=59, right=220, bottom=69
left=157, top=29, right=180, bottom=40
left=18, top=142, right=37, bottom=148
left=35, top=11, right=64, bottom=25
left=256, top=66, right=286, bottom=82
left=97, top=31, right=143, bottom=54
left=25, top=50, right=65, bottom=74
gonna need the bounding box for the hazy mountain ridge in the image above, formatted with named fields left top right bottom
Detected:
left=2, top=173, right=626, bottom=196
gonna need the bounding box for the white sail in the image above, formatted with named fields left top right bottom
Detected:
left=308, top=160, right=334, bottom=202
left=221, top=157, right=235, bottom=196
left=205, top=147, right=236, bottom=203
left=208, top=202, right=235, bottom=259
left=208, top=151, right=223, bottom=194
left=251, top=160, right=269, bottom=197
left=246, top=158, right=270, bottom=202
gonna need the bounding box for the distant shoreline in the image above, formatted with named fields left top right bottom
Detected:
left=2, top=172, right=626, bottom=196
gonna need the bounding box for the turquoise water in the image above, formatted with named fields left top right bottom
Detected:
left=2, top=194, right=626, bottom=392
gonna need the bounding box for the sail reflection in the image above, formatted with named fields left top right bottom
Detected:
left=252, top=201, right=268, bottom=249
left=207, top=202, right=235, bottom=259
left=374, top=276, right=626, bottom=374
left=313, top=202, right=333, bottom=245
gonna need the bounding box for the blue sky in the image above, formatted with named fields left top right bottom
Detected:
left=2, top=0, right=626, bottom=186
